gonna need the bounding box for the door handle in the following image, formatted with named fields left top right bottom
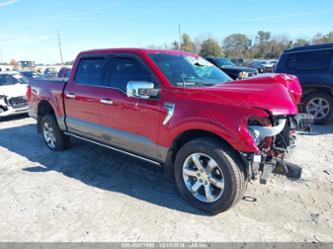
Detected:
left=65, top=93, right=76, bottom=99
left=100, top=99, right=114, bottom=105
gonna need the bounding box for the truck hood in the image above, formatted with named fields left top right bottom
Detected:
left=0, top=84, right=28, bottom=98
left=206, top=74, right=302, bottom=115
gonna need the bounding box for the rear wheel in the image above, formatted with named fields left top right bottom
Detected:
left=174, top=138, right=246, bottom=214
left=40, top=114, right=70, bottom=151
left=304, top=92, right=333, bottom=125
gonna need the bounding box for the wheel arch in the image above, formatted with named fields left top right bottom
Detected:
left=164, top=128, right=245, bottom=177
left=303, top=86, right=333, bottom=98
left=37, top=100, right=56, bottom=132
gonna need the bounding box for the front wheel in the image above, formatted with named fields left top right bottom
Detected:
left=174, top=138, right=246, bottom=214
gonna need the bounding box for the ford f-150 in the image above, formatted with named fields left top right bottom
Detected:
left=27, top=48, right=305, bottom=213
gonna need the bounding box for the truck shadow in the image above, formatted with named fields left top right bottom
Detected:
left=1, top=122, right=332, bottom=215
left=0, top=123, right=203, bottom=215
left=0, top=113, right=29, bottom=122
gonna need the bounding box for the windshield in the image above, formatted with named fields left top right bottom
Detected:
left=214, top=58, right=236, bottom=67
left=149, top=53, right=231, bottom=87
left=0, top=74, right=28, bottom=86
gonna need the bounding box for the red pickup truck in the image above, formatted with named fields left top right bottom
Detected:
left=27, top=48, right=304, bottom=213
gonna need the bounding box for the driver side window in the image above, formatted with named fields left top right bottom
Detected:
left=108, top=57, right=157, bottom=92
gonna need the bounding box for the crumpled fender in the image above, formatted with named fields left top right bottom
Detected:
left=159, top=103, right=270, bottom=153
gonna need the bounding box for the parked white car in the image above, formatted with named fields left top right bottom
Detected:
left=0, top=72, right=29, bottom=118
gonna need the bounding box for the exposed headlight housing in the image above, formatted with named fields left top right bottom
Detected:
left=0, top=95, right=8, bottom=113
left=248, top=127, right=261, bottom=145
left=0, top=95, right=7, bottom=103
left=248, top=116, right=287, bottom=146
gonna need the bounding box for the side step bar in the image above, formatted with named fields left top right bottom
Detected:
left=64, top=132, right=163, bottom=167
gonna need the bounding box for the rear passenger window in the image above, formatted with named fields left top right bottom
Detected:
left=286, top=51, right=332, bottom=71
left=75, top=58, right=106, bottom=86
left=108, top=57, right=156, bottom=92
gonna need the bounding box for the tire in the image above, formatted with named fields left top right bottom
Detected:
left=304, top=92, right=333, bottom=125
left=40, top=114, right=70, bottom=151
left=174, top=137, right=247, bottom=214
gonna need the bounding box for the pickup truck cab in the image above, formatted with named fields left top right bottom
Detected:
left=27, top=48, right=304, bottom=213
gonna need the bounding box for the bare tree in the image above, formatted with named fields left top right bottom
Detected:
left=199, top=38, right=224, bottom=57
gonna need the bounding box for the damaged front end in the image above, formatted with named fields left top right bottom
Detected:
left=0, top=95, right=29, bottom=118
left=242, top=113, right=312, bottom=184
left=0, top=95, right=9, bottom=114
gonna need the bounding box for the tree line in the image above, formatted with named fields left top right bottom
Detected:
left=151, top=31, right=333, bottom=59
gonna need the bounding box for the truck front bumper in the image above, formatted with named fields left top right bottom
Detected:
left=242, top=113, right=312, bottom=184
left=242, top=153, right=302, bottom=184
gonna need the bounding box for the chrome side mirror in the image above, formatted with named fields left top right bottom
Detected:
left=126, top=81, right=159, bottom=99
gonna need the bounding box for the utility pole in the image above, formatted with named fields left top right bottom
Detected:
left=178, top=24, right=182, bottom=51
left=178, top=24, right=185, bottom=88
left=0, top=49, right=3, bottom=65
left=57, top=30, right=64, bottom=65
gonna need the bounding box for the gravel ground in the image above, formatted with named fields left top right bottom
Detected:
left=0, top=116, right=332, bottom=242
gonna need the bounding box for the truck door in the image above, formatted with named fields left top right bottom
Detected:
left=98, top=54, right=163, bottom=162
left=64, top=56, right=109, bottom=141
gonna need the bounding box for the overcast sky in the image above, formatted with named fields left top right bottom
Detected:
left=0, top=0, right=333, bottom=64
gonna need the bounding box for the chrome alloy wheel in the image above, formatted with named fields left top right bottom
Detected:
left=43, top=122, right=56, bottom=149
left=182, top=153, right=225, bottom=203
left=306, top=97, right=330, bottom=120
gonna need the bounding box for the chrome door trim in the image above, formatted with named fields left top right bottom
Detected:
left=64, top=132, right=162, bottom=166
left=65, top=117, right=168, bottom=162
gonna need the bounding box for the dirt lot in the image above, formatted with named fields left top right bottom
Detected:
left=0, top=116, right=332, bottom=242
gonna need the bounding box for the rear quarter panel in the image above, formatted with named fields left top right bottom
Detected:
left=28, top=79, right=66, bottom=128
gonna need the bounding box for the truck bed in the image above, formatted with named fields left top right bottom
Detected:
left=27, top=78, right=67, bottom=123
